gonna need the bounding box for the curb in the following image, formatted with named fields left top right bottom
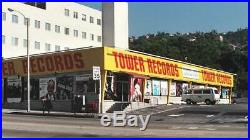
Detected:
left=3, top=110, right=101, bottom=119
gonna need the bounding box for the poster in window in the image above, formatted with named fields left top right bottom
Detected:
left=130, top=78, right=144, bottom=102
left=104, top=76, right=115, bottom=100
left=144, top=80, right=152, bottom=96
left=160, top=80, right=168, bottom=96
left=39, top=77, right=56, bottom=100
left=152, top=80, right=160, bottom=96
left=7, top=76, right=22, bottom=103
left=170, top=82, right=176, bottom=96
left=182, top=83, right=189, bottom=93
left=56, top=76, right=73, bottom=100
left=176, top=83, right=183, bottom=97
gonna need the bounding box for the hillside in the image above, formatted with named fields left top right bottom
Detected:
left=129, top=29, right=248, bottom=96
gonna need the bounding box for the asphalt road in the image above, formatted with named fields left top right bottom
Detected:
left=2, top=104, right=248, bottom=138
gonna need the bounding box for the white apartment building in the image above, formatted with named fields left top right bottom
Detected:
left=2, top=2, right=102, bottom=58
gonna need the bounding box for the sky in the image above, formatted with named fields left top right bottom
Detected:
left=80, top=2, right=248, bottom=37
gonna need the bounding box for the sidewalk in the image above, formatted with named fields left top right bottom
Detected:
left=2, top=109, right=101, bottom=118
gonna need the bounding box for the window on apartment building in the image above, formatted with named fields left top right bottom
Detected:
left=2, top=35, right=5, bottom=44
left=90, top=34, right=94, bottom=41
left=45, top=43, right=51, bottom=51
left=65, top=28, right=69, bottom=35
left=73, top=12, right=78, bottom=19
left=23, top=39, right=29, bottom=48
left=74, top=30, right=78, bottom=37
left=64, top=47, right=69, bottom=50
left=65, top=9, right=70, bottom=16
left=55, top=45, right=60, bottom=51
left=97, top=36, right=102, bottom=42
left=12, top=14, right=18, bottom=23
left=35, top=41, right=40, bottom=49
left=90, top=16, right=94, bottom=23
left=24, top=18, right=30, bottom=26
left=35, top=20, right=40, bottom=29
left=11, top=37, right=18, bottom=46
left=97, top=19, right=101, bottom=25
left=55, top=25, right=60, bottom=33
left=82, top=32, right=87, bottom=39
left=82, top=14, right=86, bottom=21
left=2, top=12, right=6, bottom=21
left=45, top=23, right=51, bottom=31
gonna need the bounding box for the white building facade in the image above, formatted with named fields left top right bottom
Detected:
left=2, top=2, right=102, bottom=58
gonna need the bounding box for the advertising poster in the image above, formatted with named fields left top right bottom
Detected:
left=160, top=80, right=168, bottom=96
left=182, top=83, right=189, bottom=93
left=7, top=76, right=22, bottom=103
left=152, top=80, right=160, bottom=96
left=130, top=77, right=144, bottom=102
left=56, top=76, right=73, bottom=100
left=176, top=83, right=183, bottom=97
left=170, top=82, right=177, bottom=96
left=144, top=80, right=152, bottom=96
left=104, top=76, right=115, bottom=100
left=39, top=77, right=56, bottom=99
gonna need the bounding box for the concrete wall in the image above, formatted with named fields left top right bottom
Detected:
left=102, top=2, right=128, bottom=50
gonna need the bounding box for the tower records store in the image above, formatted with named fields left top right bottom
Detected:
left=2, top=47, right=234, bottom=113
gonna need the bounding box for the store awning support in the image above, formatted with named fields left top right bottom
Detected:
left=101, top=70, right=107, bottom=113
left=229, top=87, right=232, bottom=104
left=167, top=79, right=172, bottom=104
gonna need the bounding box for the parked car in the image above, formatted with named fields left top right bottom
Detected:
left=182, top=88, right=220, bottom=105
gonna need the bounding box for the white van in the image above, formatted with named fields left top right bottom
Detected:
left=182, top=88, right=220, bottom=105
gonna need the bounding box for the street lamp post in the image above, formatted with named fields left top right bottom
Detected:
left=8, top=8, right=30, bottom=112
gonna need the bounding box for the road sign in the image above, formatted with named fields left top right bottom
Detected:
left=93, top=66, right=100, bottom=80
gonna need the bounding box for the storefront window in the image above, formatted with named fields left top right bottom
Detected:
left=56, top=76, right=74, bottom=100
left=5, top=76, right=22, bottom=103
left=75, top=75, right=96, bottom=95
left=104, top=75, right=115, bottom=100
left=22, top=78, right=40, bottom=101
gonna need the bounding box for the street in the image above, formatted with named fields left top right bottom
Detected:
left=2, top=104, right=248, bottom=138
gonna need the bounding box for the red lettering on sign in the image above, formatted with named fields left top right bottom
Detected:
left=74, top=53, right=84, bottom=69
left=45, top=56, right=55, bottom=71
left=113, top=51, right=119, bottom=68
left=2, top=62, right=8, bottom=76
left=202, top=70, right=216, bottom=82
left=30, top=59, right=37, bottom=73
left=64, top=54, right=73, bottom=70
left=138, top=57, right=145, bottom=72
left=37, top=57, right=45, bottom=72
left=22, top=60, right=27, bottom=74
left=54, top=55, right=64, bottom=71
left=147, top=59, right=153, bottom=73
left=2, top=62, right=16, bottom=76
left=133, top=56, right=139, bottom=71
left=157, top=61, right=162, bottom=74
left=113, top=51, right=145, bottom=72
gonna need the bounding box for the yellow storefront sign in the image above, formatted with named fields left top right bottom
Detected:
left=2, top=47, right=234, bottom=87
left=2, top=47, right=104, bottom=78
left=104, top=47, right=233, bottom=87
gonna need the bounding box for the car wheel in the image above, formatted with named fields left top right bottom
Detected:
left=192, top=102, right=197, bottom=105
left=205, top=99, right=211, bottom=105
left=186, top=99, right=192, bottom=105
